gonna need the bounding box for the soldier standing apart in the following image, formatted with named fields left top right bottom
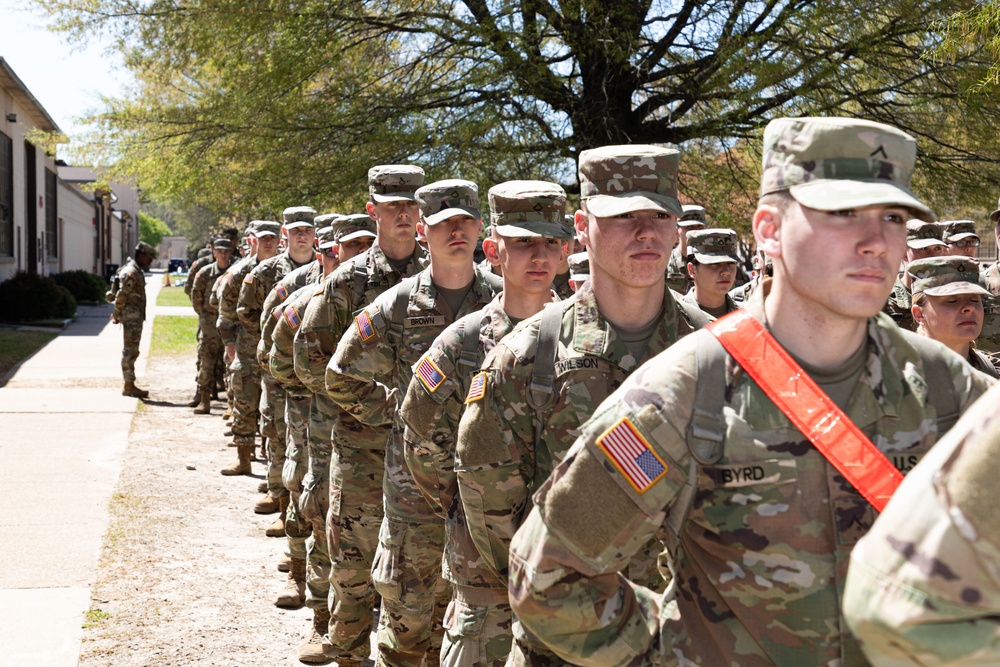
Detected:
left=113, top=241, right=157, bottom=398
left=239, top=207, right=316, bottom=542
left=455, top=145, right=708, bottom=666
left=293, top=166, right=426, bottom=667
left=190, top=238, right=232, bottom=413
left=506, top=117, right=993, bottom=666
left=665, top=204, right=707, bottom=294
left=884, top=218, right=947, bottom=330
left=843, top=380, right=1000, bottom=666
left=680, top=228, right=742, bottom=319
left=399, top=181, right=571, bottom=666
left=328, top=179, right=502, bottom=667
left=219, top=220, right=281, bottom=476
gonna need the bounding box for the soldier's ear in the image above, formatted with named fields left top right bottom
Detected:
left=482, top=238, right=501, bottom=265
left=753, top=203, right=782, bottom=259
left=574, top=209, right=591, bottom=247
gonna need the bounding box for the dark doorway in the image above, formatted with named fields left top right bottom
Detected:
left=24, top=139, right=37, bottom=274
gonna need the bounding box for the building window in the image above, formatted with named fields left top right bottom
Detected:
left=0, top=131, right=12, bottom=257
left=45, top=168, right=57, bottom=259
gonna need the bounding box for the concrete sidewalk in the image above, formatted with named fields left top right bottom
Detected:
left=0, top=272, right=163, bottom=667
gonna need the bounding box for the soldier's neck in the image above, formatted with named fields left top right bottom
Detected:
left=591, top=275, right=665, bottom=332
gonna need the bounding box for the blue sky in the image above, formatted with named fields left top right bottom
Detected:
left=0, top=0, right=131, bottom=158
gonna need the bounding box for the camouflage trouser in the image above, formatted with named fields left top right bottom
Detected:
left=260, top=374, right=287, bottom=496
left=374, top=515, right=450, bottom=667
left=302, top=393, right=336, bottom=609
left=977, top=304, right=1000, bottom=354
left=230, top=352, right=261, bottom=440
left=327, top=445, right=385, bottom=660
left=440, top=587, right=512, bottom=667
left=196, top=317, right=223, bottom=392
left=120, top=321, right=142, bottom=382
left=282, top=391, right=312, bottom=560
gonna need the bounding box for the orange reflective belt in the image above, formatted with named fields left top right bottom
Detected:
left=706, top=309, right=903, bottom=512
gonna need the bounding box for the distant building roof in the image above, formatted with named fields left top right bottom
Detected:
left=0, top=57, right=62, bottom=134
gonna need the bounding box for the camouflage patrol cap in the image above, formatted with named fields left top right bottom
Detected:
left=578, top=144, right=683, bottom=218
left=416, top=179, right=481, bottom=225
left=760, top=117, right=934, bottom=221
left=197, top=247, right=213, bottom=258
left=368, top=165, right=425, bottom=202
left=135, top=241, right=157, bottom=258
left=253, top=220, right=282, bottom=237
left=282, top=206, right=316, bottom=230
left=940, top=220, right=980, bottom=243
left=567, top=252, right=589, bottom=282
left=212, top=238, right=232, bottom=250
left=908, top=256, right=991, bottom=297
left=990, top=197, right=1000, bottom=223
left=316, top=225, right=337, bottom=249
left=488, top=180, right=572, bottom=239
left=244, top=220, right=260, bottom=235
left=313, top=213, right=341, bottom=228
left=678, top=204, right=708, bottom=228
left=334, top=213, right=377, bottom=243
left=686, top=229, right=740, bottom=264
left=906, top=219, right=946, bottom=250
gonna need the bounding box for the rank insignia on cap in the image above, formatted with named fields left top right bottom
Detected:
left=284, top=306, right=302, bottom=329
left=275, top=284, right=289, bottom=300
left=355, top=310, right=376, bottom=341
left=465, top=372, right=487, bottom=403
left=597, top=417, right=667, bottom=493
left=243, top=273, right=254, bottom=284
left=416, top=355, right=446, bottom=392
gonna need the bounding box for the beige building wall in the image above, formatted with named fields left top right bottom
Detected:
left=57, top=179, right=97, bottom=273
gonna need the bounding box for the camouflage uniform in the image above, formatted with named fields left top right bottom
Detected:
left=296, top=204, right=426, bottom=665
left=329, top=241, right=501, bottom=666
left=679, top=228, right=742, bottom=320
left=884, top=275, right=914, bottom=330
left=665, top=206, right=707, bottom=294
left=113, top=255, right=148, bottom=383
left=504, top=116, right=988, bottom=667
left=845, top=380, right=1000, bottom=665
left=456, top=280, right=702, bottom=664
left=191, top=250, right=229, bottom=396
left=184, top=247, right=213, bottom=298
left=239, top=245, right=315, bottom=497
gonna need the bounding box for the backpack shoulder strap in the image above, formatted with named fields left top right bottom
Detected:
left=663, top=332, right=728, bottom=559
left=904, top=331, right=962, bottom=434
left=455, top=310, right=485, bottom=373
left=675, top=295, right=713, bottom=330
left=352, top=261, right=368, bottom=310
left=526, top=302, right=563, bottom=410
left=386, top=275, right=419, bottom=343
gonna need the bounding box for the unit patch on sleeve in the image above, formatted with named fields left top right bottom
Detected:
left=416, top=355, right=446, bottom=392
left=284, top=306, right=302, bottom=329
left=355, top=310, right=376, bottom=341
left=465, top=371, right=487, bottom=404
left=597, top=417, right=667, bottom=493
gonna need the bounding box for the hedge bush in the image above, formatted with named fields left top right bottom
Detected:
left=0, top=272, right=77, bottom=322
left=52, top=270, right=107, bottom=304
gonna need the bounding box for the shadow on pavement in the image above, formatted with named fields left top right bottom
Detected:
left=64, top=304, right=115, bottom=337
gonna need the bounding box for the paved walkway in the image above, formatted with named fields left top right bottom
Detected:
left=0, top=271, right=189, bottom=667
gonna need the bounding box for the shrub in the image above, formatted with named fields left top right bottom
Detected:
left=52, top=270, right=107, bottom=304
left=0, top=272, right=78, bottom=322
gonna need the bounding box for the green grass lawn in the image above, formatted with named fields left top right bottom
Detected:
left=149, top=315, right=198, bottom=357
left=0, top=329, right=57, bottom=381
left=156, top=286, right=193, bottom=307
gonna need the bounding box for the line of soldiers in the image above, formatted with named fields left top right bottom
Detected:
left=177, top=115, right=1000, bottom=667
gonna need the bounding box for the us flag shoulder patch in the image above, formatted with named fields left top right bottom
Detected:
left=271, top=305, right=283, bottom=321
left=226, top=273, right=235, bottom=285
left=465, top=371, right=487, bottom=403
left=355, top=310, right=376, bottom=341
left=597, top=417, right=667, bottom=494
left=284, top=306, right=302, bottom=329
left=416, top=355, right=446, bottom=392
left=243, top=273, right=254, bottom=284
left=275, top=284, right=289, bottom=300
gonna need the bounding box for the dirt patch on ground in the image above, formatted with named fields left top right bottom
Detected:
left=78, top=349, right=370, bottom=666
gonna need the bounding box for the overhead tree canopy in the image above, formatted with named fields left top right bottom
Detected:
left=37, top=0, right=1000, bottom=236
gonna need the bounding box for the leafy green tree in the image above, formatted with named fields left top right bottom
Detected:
left=35, top=0, right=1000, bottom=231
left=139, top=210, right=171, bottom=248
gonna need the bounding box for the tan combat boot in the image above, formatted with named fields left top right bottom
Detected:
left=298, top=606, right=333, bottom=664
left=220, top=444, right=252, bottom=476
left=274, top=556, right=306, bottom=608
left=254, top=490, right=281, bottom=515
left=122, top=381, right=149, bottom=399
left=222, top=403, right=233, bottom=420
left=193, top=390, right=212, bottom=415
left=186, top=390, right=200, bottom=408
left=257, top=480, right=268, bottom=494
left=265, top=495, right=289, bottom=537
left=277, top=551, right=292, bottom=572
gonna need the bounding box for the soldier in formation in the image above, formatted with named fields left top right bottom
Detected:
left=679, top=228, right=741, bottom=319
left=189, top=237, right=232, bottom=413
